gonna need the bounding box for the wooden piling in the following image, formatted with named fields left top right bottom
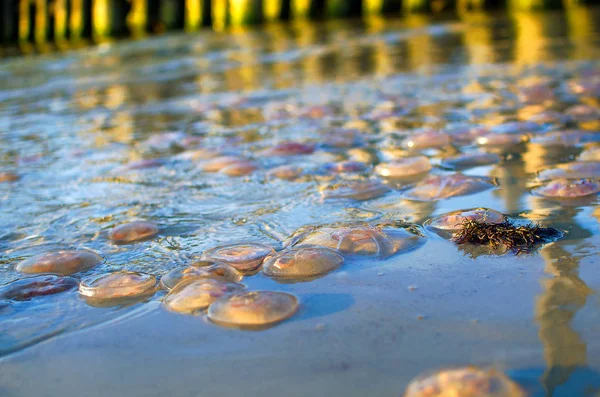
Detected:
left=290, top=0, right=311, bottom=18
left=127, top=0, right=148, bottom=36
left=185, top=0, right=203, bottom=30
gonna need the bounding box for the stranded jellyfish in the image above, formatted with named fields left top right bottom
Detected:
left=0, top=275, right=78, bottom=301
left=201, top=243, right=275, bottom=273
left=164, top=278, right=244, bottom=315
left=0, top=171, right=19, bottom=183
left=109, top=221, right=159, bottom=244
left=262, top=246, right=344, bottom=281
left=579, top=147, right=600, bottom=162
left=160, top=263, right=243, bottom=290
left=16, top=250, right=102, bottom=275
left=267, top=165, right=303, bottom=181
left=261, top=142, right=315, bottom=156
left=403, top=367, right=526, bottom=397
left=322, top=180, right=391, bottom=201
left=220, top=159, right=258, bottom=177
left=402, top=131, right=450, bottom=150
left=426, top=208, right=506, bottom=232
left=375, top=156, right=432, bottom=178
left=200, top=156, right=247, bottom=172
left=532, top=179, right=600, bottom=198
left=403, top=174, right=495, bottom=201
left=289, top=222, right=425, bottom=259
left=321, top=128, right=365, bottom=149
left=476, top=134, right=526, bottom=148
left=440, top=153, right=501, bottom=170
left=207, top=291, right=298, bottom=329
left=320, top=161, right=368, bottom=175
left=79, top=271, right=157, bottom=306
left=537, top=161, right=600, bottom=181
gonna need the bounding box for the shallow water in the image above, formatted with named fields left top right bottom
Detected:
left=1, top=8, right=600, bottom=397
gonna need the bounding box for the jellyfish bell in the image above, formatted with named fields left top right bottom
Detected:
left=200, top=156, right=247, bottom=172
left=262, top=246, right=344, bottom=282
left=320, top=128, right=365, bottom=149
left=0, top=171, right=19, bottom=183
left=476, top=133, right=527, bottom=149
left=401, top=131, right=450, bottom=150
left=266, top=165, right=303, bottom=181
left=320, top=161, right=368, bottom=175
left=0, top=275, right=78, bottom=301
left=219, top=160, right=258, bottom=177
left=164, top=278, right=244, bottom=315
left=16, top=250, right=102, bottom=275
left=79, top=271, right=157, bottom=307
left=537, top=161, right=600, bottom=181
left=403, top=174, right=496, bottom=201
left=322, top=180, right=391, bottom=201
left=403, top=367, right=526, bottom=397
left=201, top=243, right=275, bottom=274
left=289, top=222, right=425, bottom=259
left=375, top=156, right=432, bottom=179
left=261, top=142, right=315, bottom=157
left=440, top=153, right=501, bottom=170
left=425, top=208, right=506, bottom=235
left=160, top=263, right=243, bottom=290
left=207, top=290, right=299, bottom=329
left=109, top=221, right=159, bottom=244
left=532, top=179, right=600, bottom=199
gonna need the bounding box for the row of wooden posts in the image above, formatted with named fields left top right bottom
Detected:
left=0, top=0, right=598, bottom=47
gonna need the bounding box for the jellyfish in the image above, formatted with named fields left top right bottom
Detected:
left=426, top=208, right=506, bottom=232
left=401, top=131, right=451, bottom=150
left=16, top=250, right=102, bottom=275
left=403, top=367, right=526, bottom=397
left=579, top=147, right=600, bottom=162
left=320, top=161, right=368, bottom=174
left=164, top=278, right=244, bottom=315
left=476, top=133, right=526, bottom=148
left=262, top=246, right=344, bottom=281
left=160, top=263, right=243, bottom=290
left=267, top=165, right=303, bottom=181
left=289, top=222, right=425, bottom=259
left=537, top=161, right=600, bottom=181
left=207, top=291, right=298, bottom=329
left=565, top=104, right=600, bottom=122
left=403, top=174, right=495, bottom=201
left=79, top=271, right=157, bottom=306
left=0, top=171, right=19, bottom=183
left=375, top=156, right=432, bottom=178
left=532, top=179, right=600, bottom=199
left=440, top=153, right=501, bottom=170
left=0, top=275, right=78, bottom=301
left=200, top=156, right=247, bottom=172
left=446, top=125, right=488, bottom=145
left=109, top=221, right=159, bottom=244
left=490, top=121, right=541, bottom=135
left=322, top=180, right=391, bottom=201
left=261, top=142, right=316, bottom=157
left=220, top=159, right=258, bottom=177
left=201, top=243, right=275, bottom=273
left=320, top=128, right=365, bottom=149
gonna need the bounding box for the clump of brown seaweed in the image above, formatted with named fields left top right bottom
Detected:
left=451, top=219, right=563, bottom=254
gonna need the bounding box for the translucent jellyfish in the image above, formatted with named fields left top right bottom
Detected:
left=402, top=131, right=450, bottom=150
left=16, top=250, right=102, bottom=275
left=0, top=171, right=19, bottom=183
left=375, top=156, right=432, bottom=178
left=565, top=104, right=600, bottom=122
left=220, top=160, right=258, bottom=177
left=201, top=243, right=275, bottom=273
left=207, top=291, right=298, bottom=329
left=532, top=179, right=600, bottom=198
left=579, top=147, right=600, bottom=162
left=175, top=148, right=220, bottom=162
left=289, top=222, right=425, bottom=259
left=267, top=165, right=303, bottom=180
left=164, top=278, right=244, bottom=315
left=440, top=153, right=501, bottom=170
left=403, top=367, right=526, bottom=397
left=403, top=174, right=495, bottom=201
left=321, top=128, right=365, bottom=149
left=160, top=263, right=243, bottom=290
left=0, top=275, right=78, bottom=301
left=121, top=158, right=166, bottom=171
left=262, top=246, right=344, bottom=281
left=476, top=134, right=526, bottom=148
left=322, top=180, right=391, bottom=201
left=537, top=161, right=600, bottom=181
left=320, top=161, right=368, bottom=174
left=490, top=121, right=541, bottom=135
left=446, top=125, right=488, bottom=145
left=426, top=208, right=506, bottom=232
left=200, top=156, right=247, bottom=172
left=109, top=221, right=159, bottom=244
left=79, top=271, right=157, bottom=306
left=261, top=142, right=315, bottom=157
